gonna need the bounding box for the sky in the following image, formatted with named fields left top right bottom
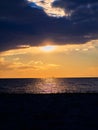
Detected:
left=0, top=0, right=98, bottom=78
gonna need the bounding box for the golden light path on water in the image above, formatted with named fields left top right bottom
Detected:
left=25, top=78, right=77, bottom=94
left=0, top=78, right=97, bottom=94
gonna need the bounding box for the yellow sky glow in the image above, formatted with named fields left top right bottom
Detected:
left=0, top=40, right=98, bottom=78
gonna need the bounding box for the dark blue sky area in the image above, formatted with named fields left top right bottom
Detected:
left=0, top=0, right=98, bottom=51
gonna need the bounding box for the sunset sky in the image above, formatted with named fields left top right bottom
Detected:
left=0, top=0, right=98, bottom=78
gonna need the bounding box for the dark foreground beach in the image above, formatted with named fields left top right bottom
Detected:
left=0, top=94, right=98, bottom=130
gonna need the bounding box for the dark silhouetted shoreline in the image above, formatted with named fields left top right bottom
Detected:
left=0, top=93, right=98, bottom=130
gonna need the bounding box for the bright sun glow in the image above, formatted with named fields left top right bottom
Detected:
left=40, top=45, right=56, bottom=52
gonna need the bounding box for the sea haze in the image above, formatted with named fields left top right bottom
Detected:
left=0, top=78, right=98, bottom=94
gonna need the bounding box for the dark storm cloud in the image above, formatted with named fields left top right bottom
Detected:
left=0, top=0, right=98, bottom=51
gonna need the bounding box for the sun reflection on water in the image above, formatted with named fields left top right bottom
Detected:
left=1, top=78, right=97, bottom=94
left=35, top=78, right=64, bottom=93
left=26, top=78, right=76, bottom=94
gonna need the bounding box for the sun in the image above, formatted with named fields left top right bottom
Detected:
left=40, top=45, right=56, bottom=52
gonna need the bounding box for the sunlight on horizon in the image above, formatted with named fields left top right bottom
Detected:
left=0, top=40, right=98, bottom=78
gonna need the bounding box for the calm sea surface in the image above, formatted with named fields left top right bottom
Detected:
left=0, top=78, right=98, bottom=93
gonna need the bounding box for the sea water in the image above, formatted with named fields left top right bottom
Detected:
left=0, top=78, right=98, bottom=93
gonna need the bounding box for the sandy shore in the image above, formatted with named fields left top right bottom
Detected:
left=0, top=93, right=98, bottom=130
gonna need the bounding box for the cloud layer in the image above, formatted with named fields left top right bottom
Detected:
left=0, top=0, right=98, bottom=51
left=27, top=0, right=65, bottom=17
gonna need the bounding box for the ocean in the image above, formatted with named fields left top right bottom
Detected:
left=0, top=78, right=98, bottom=130
left=0, top=78, right=98, bottom=93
